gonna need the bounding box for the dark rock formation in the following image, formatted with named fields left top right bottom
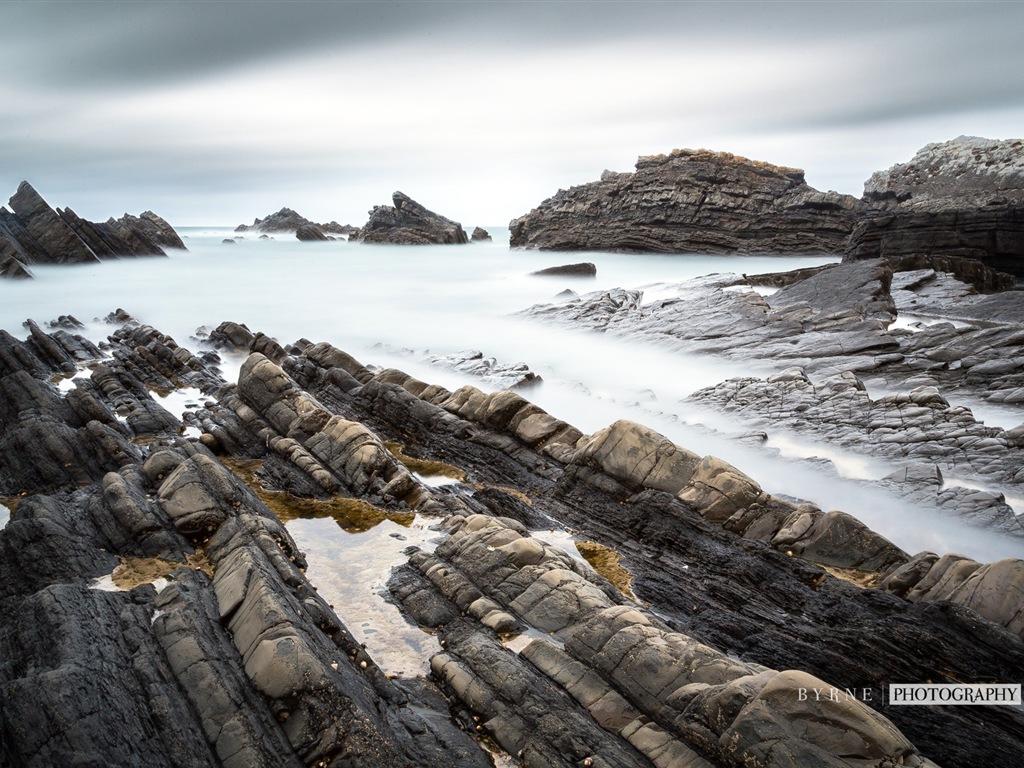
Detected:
left=236, top=207, right=357, bottom=238
left=361, top=192, right=469, bottom=245
left=0, top=181, right=185, bottom=279
left=295, top=223, right=330, bottom=241
left=846, top=137, right=1024, bottom=279
left=470, top=226, right=491, bottom=242
left=531, top=262, right=597, bottom=277
left=2, top=313, right=1023, bottom=767
left=510, top=149, right=863, bottom=253
left=519, top=258, right=1024, bottom=536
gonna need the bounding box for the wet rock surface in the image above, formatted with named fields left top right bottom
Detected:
left=361, top=191, right=469, bottom=245
left=510, top=148, right=864, bottom=254
left=0, top=181, right=185, bottom=278
left=2, top=315, right=1023, bottom=767
left=519, top=257, right=1024, bottom=542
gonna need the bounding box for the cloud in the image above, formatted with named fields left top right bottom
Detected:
left=1, top=1, right=1021, bottom=225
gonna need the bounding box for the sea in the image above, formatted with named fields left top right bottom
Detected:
left=2, top=227, right=1022, bottom=568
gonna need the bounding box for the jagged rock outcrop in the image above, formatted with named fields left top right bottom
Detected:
left=470, top=226, right=491, bottom=241
left=3, top=317, right=1024, bottom=767
left=395, top=515, right=941, bottom=767
left=234, top=207, right=356, bottom=238
left=295, top=223, right=331, bottom=241
left=846, top=136, right=1024, bottom=278
left=361, top=192, right=469, bottom=245
left=0, top=181, right=185, bottom=279
left=510, top=148, right=864, bottom=253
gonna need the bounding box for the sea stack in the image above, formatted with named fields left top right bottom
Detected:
left=509, top=148, right=863, bottom=254
left=360, top=191, right=469, bottom=245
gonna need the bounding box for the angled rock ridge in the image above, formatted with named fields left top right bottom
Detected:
left=3, top=317, right=1022, bottom=765
left=509, top=147, right=864, bottom=254
left=846, top=136, right=1024, bottom=278
left=2, top=316, right=1024, bottom=765
left=0, top=181, right=185, bottom=279
left=361, top=191, right=469, bottom=245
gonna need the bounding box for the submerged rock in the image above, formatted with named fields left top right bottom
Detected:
left=510, top=148, right=863, bottom=254
left=361, top=192, right=469, bottom=245
left=530, top=262, right=598, bottom=277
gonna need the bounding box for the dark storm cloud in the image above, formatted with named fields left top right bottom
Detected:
left=2, top=1, right=1011, bottom=87
left=1, top=1, right=1021, bottom=224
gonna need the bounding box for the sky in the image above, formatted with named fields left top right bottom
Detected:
left=1, top=0, right=1022, bottom=227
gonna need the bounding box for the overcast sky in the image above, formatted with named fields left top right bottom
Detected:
left=2, top=0, right=1022, bottom=227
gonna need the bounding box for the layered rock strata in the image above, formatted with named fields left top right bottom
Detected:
left=519, top=259, right=1024, bottom=535
left=2, top=316, right=1023, bottom=766
left=361, top=191, right=469, bottom=245
left=509, top=148, right=864, bottom=253
left=846, top=137, right=1024, bottom=278
left=0, top=181, right=184, bottom=279
left=688, top=369, right=1024, bottom=537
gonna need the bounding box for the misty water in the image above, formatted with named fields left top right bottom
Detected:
left=2, top=227, right=1022, bottom=562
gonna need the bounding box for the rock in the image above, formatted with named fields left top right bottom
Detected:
left=235, top=207, right=351, bottom=235
left=0, top=182, right=185, bottom=280
left=205, top=321, right=256, bottom=352
left=421, top=349, right=541, bottom=390
left=768, top=257, right=896, bottom=326
left=361, top=192, right=469, bottom=245
left=572, top=419, right=701, bottom=495
left=3, top=318, right=1024, bottom=768
left=510, top=148, right=863, bottom=253
left=470, top=226, right=491, bottom=241
left=294, top=223, right=329, bottom=241
left=394, top=512, right=940, bottom=767
left=945, top=558, right=1024, bottom=638
left=7, top=181, right=99, bottom=265
left=677, top=455, right=767, bottom=523
left=687, top=367, right=1024, bottom=537
left=530, top=262, right=597, bottom=277
left=847, top=136, right=1024, bottom=278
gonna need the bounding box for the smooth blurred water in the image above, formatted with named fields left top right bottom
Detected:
left=2, top=229, right=1021, bottom=560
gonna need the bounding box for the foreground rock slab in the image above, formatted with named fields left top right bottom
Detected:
left=2, top=317, right=1023, bottom=766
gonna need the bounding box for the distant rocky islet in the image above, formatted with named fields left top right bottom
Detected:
left=0, top=181, right=185, bottom=279
left=1, top=135, right=1024, bottom=767
left=232, top=191, right=482, bottom=245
